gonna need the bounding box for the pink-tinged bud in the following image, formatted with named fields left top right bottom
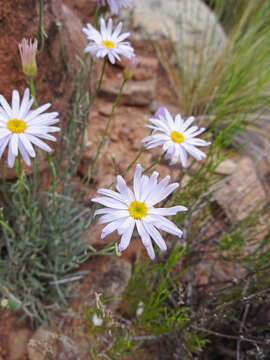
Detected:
left=18, top=38, right=38, bottom=77
left=155, top=106, right=167, bottom=119
left=123, top=56, right=139, bottom=80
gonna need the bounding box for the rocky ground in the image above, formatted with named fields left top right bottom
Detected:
left=0, top=1, right=270, bottom=359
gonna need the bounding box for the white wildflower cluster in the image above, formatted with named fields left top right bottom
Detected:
left=0, top=2, right=211, bottom=263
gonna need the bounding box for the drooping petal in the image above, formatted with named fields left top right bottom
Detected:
left=18, top=138, right=31, bottom=166
left=143, top=221, right=167, bottom=252
left=101, top=218, right=127, bottom=239
left=118, top=217, right=135, bottom=251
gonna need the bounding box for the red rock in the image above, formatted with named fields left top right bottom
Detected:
left=101, top=77, right=157, bottom=106
left=215, top=157, right=266, bottom=222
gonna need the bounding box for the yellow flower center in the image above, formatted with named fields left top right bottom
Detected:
left=128, top=200, right=148, bottom=220
left=102, top=40, right=115, bottom=49
left=171, top=130, right=184, bottom=143
left=7, top=118, right=27, bottom=133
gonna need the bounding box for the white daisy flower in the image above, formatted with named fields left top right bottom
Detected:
left=83, top=17, right=134, bottom=64
left=0, top=88, right=60, bottom=168
left=92, top=164, right=187, bottom=260
left=93, top=0, right=130, bottom=15
left=142, top=108, right=211, bottom=168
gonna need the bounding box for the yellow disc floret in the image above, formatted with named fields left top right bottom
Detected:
left=102, top=40, right=115, bottom=49
left=7, top=118, right=27, bottom=133
left=128, top=200, right=148, bottom=220
left=171, top=130, right=184, bottom=143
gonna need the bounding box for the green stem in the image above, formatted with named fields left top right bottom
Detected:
left=121, top=145, right=145, bottom=177
left=93, top=5, right=102, bottom=27
left=46, top=153, right=58, bottom=188
left=142, top=150, right=167, bottom=175
left=37, top=0, right=47, bottom=52
left=95, top=57, right=107, bottom=99
left=28, top=76, right=38, bottom=107
left=85, top=78, right=127, bottom=185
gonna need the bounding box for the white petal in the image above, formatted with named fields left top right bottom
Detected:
left=7, top=140, right=16, bottom=168
left=186, top=138, right=211, bottom=147
left=98, top=210, right=130, bottom=224
left=0, top=129, right=11, bottom=139
left=0, top=134, right=11, bottom=158
left=147, top=182, right=179, bottom=207
left=18, top=139, right=31, bottom=166
left=140, top=171, right=159, bottom=202
left=0, top=95, right=12, bottom=118
left=92, top=196, right=128, bottom=209
left=147, top=215, right=183, bottom=238
left=10, top=134, right=18, bottom=156
left=143, top=221, right=167, bottom=252
left=180, top=116, right=195, bottom=132
left=118, top=218, right=135, bottom=252
left=97, top=188, right=129, bottom=205
left=164, top=108, right=175, bottom=129
left=24, top=103, right=51, bottom=123
left=116, top=175, right=135, bottom=202
left=178, top=145, right=188, bottom=168
left=101, top=218, right=127, bottom=239
left=133, top=164, right=142, bottom=200
left=118, top=216, right=134, bottom=235
left=19, top=133, right=36, bottom=157
left=18, top=88, right=31, bottom=119
left=11, top=90, right=20, bottom=117
left=148, top=206, right=187, bottom=216
left=24, top=134, right=52, bottom=152
left=182, top=143, right=206, bottom=161
left=136, top=220, right=155, bottom=260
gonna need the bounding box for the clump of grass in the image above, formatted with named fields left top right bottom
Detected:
left=156, top=0, right=270, bottom=121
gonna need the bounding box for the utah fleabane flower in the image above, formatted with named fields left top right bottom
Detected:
left=92, top=164, right=187, bottom=260
left=93, top=0, right=130, bottom=15
left=83, top=17, right=134, bottom=64
left=0, top=88, right=60, bottom=168
left=142, top=108, right=211, bottom=168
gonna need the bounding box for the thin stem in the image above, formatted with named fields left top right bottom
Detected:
left=28, top=76, right=38, bottom=107
left=85, top=78, right=127, bottom=185
left=121, top=145, right=145, bottom=177
left=93, top=5, right=102, bottom=27
left=37, top=0, right=47, bottom=52
left=142, top=150, right=167, bottom=174
left=94, top=57, right=107, bottom=99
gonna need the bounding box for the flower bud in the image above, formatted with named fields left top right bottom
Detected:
left=155, top=106, right=167, bottom=118
left=18, top=38, right=38, bottom=77
left=123, top=55, right=139, bottom=80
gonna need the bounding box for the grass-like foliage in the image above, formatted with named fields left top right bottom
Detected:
left=157, top=0, right=270, bottom=120
left=0, top=54, right=104, bottom=323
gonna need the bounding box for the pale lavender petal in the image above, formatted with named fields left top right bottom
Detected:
left=11, top=90, right=20, bottom=117
left=101, top=218, right=127, bottom=239
left=10, top=133, right=18, bottom=156
left=92, top=196, right=128, bottom=209
left=0, top=134, right=11, bottom=158
left=18, top=138, right=31, bottom=166
left=118, top=218, right=135, bottom=251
